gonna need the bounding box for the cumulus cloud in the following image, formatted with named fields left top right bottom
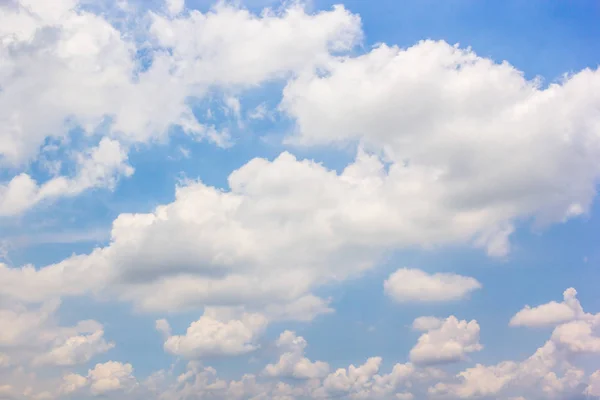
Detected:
left=510, top=287, right=589, bottom=327
left=0, top=300, right=112, bottom=368
left=431, top=288, right=600, bottom=399
left=263, top=331, right=330, bottom=379
left=61, top=361, right=137, bottom=396
left=282, top=40, right=600, bottom=255
left=1, top=2, right=600, bottom=400
left=0, top=0, right=361, bottom=216
left=160, top=313, right=268, bottom=358
left=32, top=329, right=114, bottom=366
left=409, top=316, right=483, bottom=366
left=0, top=0, right=361, bottom=165
left=384, top=268, right=481, bottom=303
left=586, top=370, right=600, bottom=397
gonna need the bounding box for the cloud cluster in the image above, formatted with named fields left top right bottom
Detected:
left=1, top=0, right=599, bottom=399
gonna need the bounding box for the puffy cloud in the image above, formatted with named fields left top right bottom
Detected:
left=61, top=361, right=137, bottom=396
left=321, top=357, right=382, bottom=395
left=412, top=316, right=445, bottom=332
left=282, top=40, right=600, bottom=255
left=32, top=330, right=114, bottom=366
left=384, top=268, right=481, bottom=303
left=510, top=287, right=589, bottom=327
left=409, top=316, right=482, bottom=366
left=430, top=341, right=586, bottom=399
left=430, top=288, right=600, bottom=399
left=160, top=313, right=268, bottom=358
left=0, top=0, right=361, bottom=166
left=586, top=370, right=600, bottom=397
left=551, top=320, right=600, bottom=354
left=0, top=300, right=112, bottom=371
left=0, top=149, right=546, bottom=317
left=263, top=331, right=330, bottom=379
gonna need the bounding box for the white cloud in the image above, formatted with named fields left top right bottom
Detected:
left=32, top=330, right=114, bottom=366
left=551, top=319, right=600, bottom=354
left=61, top=361, right=137, bottom=396
left=0, top=300, right=112, bottom=370
left=586, top=370, right=600, bottom=397
left=412, top=316, right=444, bottom=332
left=384, top=268, right=481, bottom=303
left=0, top=138, right=133, bottom=216
left=0, top=0, right=361, bottom=166
left=160, top=313, right=268, bottom=358
left=409, top=316, right=482, bottom=366
left=0, top=0, right=362, bottom=217
left=0, top=150, right=543, bottom=316
left=263, top=331, right=330, bottom=379
left=321, top=357, right=382, bottom=394
left=282, top=40, right=600, bottom=255
left=509, top=287, right=588, bottom=327
left=165, top=0, right=185, bottom=16
left=431, top=288, right=600, bottom=399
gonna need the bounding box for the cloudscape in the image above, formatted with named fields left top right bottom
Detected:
left=0, top=0, right=599, bottom=399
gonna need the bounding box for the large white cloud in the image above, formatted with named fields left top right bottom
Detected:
left=61, top=361, right=137, bottom=396
left=158, top=312, right=267, bottom=358
left=0, top=300, right=113, bottom=368
left=409, top=316, right=483, bottom=366
left=282, top=40, right=600, bottom=255
left=0, top=0, right=360, bottom=165
left=0, top=0, right=361, bottom=214
left=509, top=287, right=590, bottom=328
left=263, top=331, right=330, bottom=379
left=431, top=288, right=600, bottom=399
left=384, top=268, right=481, bottom=303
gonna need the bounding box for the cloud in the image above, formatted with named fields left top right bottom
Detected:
left=586, top=370, right=600, bottom=397
left=61, top=361, right=137, bottom=396
left=510, top=287, right=589, bottom=328
left=263, top=331, right=330, bottom=379
left=384, top=268, right=481, bottom=303
left=0, top=138, right=133, bottom=216
left=160, top=313, right=268, bottom=358
left=32, top=330, right=114, bottom=366
left=282, top=40, right=600, bottom=255
left=0, top=0, right=361, bottom=166
left=431, top=288, right=600, bottom=399
left=0, top=300, right=113, bottom=368
left=409, top=316, right=483, bottom=366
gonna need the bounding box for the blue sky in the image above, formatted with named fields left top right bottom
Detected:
left=0, top=0, right=599, bottom=399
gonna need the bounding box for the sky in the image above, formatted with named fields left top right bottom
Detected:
left=0, top=0, right=599, bottom=399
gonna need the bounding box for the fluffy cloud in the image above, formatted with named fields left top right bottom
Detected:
left=159, top=312, right=268, bottom=358
left=32, top=330, right=114, bottom=366
left=0, top=149, right=550, bottom=317
left=0, top=300, right=112, bottom=368
left=509, top=287, right=589, bottom=327
left=282, top=40, right=600, bottom=255
left=61, top=361, right=137, bottom=396
left=263, top=331, right=330, bottom=379
left=0, top=0, right=360, bottom=165
left=0, top=0, right=361, bottom=215
left=551, top=320, right=600, bottom=354
left=2, top=37, right=600, bottom=322
left=431, top=288, right=600, bottom=399
left=409, top=316, right=483, bottom=366
left=384, top=268, right=481, bottom=303
left=586, top=370, right=600, bottom=397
